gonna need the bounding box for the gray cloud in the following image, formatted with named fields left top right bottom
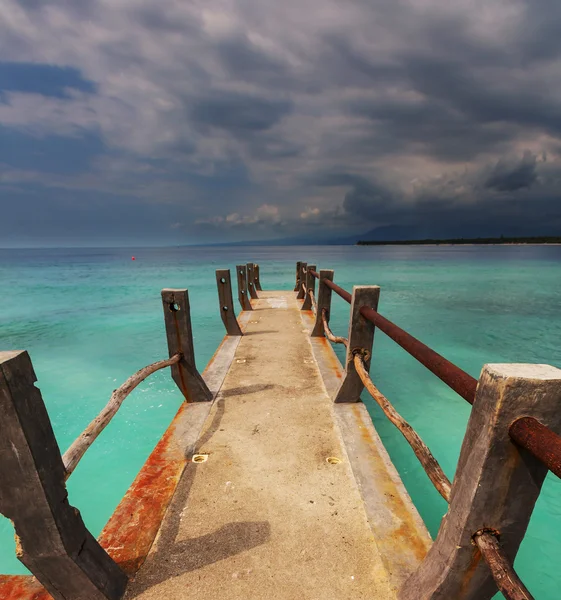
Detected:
left=190, top=92, right=292, bottom=134
left=2, top=0, right=561, bottom=244
left=484, top=152, right=539, bottom=192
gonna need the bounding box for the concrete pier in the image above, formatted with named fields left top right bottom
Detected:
left=124, top=291, right=430, bottom=600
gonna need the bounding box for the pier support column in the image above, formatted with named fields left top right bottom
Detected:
left=334, top=286, right=380, bottom=403
left=293, top=261, right=302, bottom=292
left=254, top=264, right=263, bottom=291
left=399, top=364, right=561, bottom=600
left=161, top=289, right=212, bottom=402
left=236, top=265, right=253, bottom=311
left=311, top=270, right=334, bottom=336
left=0, top=351, right=128, bottom=600
left=302, top=264, right=316, bottom=310
left=297, top=262, right=307, bottom=299
left=247, top=263, right=259, bottom=299
left=216, top=269, right=243, bottom=336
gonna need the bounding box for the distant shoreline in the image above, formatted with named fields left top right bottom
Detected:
left=356, top=236, right=561, bottom=246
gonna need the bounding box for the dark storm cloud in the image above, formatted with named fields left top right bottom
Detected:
left=190, top=92, right=292, bottom=134
left=2, top=0, right=561, bottom=245
left=484, top=152, right=539, bottom=192
left=215, top=36, right=291, bottom=87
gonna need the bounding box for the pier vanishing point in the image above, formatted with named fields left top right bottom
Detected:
left=1, top=262, right=561, bottom=600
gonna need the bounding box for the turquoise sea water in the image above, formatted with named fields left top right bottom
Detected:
left=1, top=245, right=560, bottom=597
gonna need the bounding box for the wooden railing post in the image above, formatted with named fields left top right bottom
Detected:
left=311, top=270, right=334, bottom=336
left=0, top=351, right=128, bottom=600
left=334, top=286, right=380, bottom=403
left=254, top=264, right=263, bottom=291
left=236, top=264, right=253, bottom=311
left=161, top=289, right=212, bottom=402
left=294, top=261, right=302, bottom=292
left=399, top=363, right=561, bottom=600
left=301, top=264, right=316, bottom=310
left=297, top=262, right=307, bottom=299
left=246, top=263, right=258, bottom=299
left=216, top=269, right=243, bottom=336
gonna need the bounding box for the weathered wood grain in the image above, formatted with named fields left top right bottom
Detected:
left=0, top=351, right=128, bottom=600
left=296, top=262, right=307, bottom=299
left=334, top=285, right=380, bottom=403
left=293, top=261, right=302, bottom=292
left=399, top=364, right=561, bottom=600
left=161, top=289, right=212, bottom=402
left=301, top=264, right=316, bottom=310
left=311, top=269, right=334, bottom=337
left=236, top=265, right=253, bottom=311
left=216, top=269, right=243, bottom=336
left=246, top=263, right=258, bottom=299
left=254, top=263, right=263, bottom=291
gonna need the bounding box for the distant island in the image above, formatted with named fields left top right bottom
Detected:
left=356, top=236, right=561, bottom=246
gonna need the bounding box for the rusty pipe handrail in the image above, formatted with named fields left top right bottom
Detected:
left=317, top=276, right=477, bottom=404
left=509, top=417, right=561, bottom=479
left=313, top=268, right=561, bottom=479
left=309, top=269, right=320, bottom=280
left=321, top=277, right=353, bottom=304
left=359, top=306, right=478, bottom=404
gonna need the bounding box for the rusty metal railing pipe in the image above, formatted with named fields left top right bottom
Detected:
left=509, top=417, right=561, bottom=479
left=318, top=274, right=477, bottom=403
left=321, top=278, right=353, bottom=304
left=309, top=269, right=320, bottom=280
left=359, top=306, right=478, bottom=404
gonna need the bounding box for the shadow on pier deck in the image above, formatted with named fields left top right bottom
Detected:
left=123, top=290, right=427, bottom=599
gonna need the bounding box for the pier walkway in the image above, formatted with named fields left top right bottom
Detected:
left=125, top=290, right=416, bottom=599
left=2, top=262, right=561, bottom=600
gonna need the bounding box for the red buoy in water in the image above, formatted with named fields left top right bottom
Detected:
left=131, top=256, right=136, bottom=261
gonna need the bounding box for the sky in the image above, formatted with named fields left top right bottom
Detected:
left=1, top=0, right=561, bottom=246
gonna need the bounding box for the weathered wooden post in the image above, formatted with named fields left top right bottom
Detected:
left=254, top=264, right=263, bottom=291
left=297, top=262, right=307, bottom=299
left=246, top=263, right=258, bottom=299
left=236, top=265, right=253, bottom=311
left=0, top=351, right=128, bottom=600
left=311, top=270, right=334, bottom=336
left=294, top=261, right=302, bottom=292
left=161, top=289, right=212, bottom=402
left=216, top=269, right=243, bottom=336
left=334, top=286, right=380, bottom=403
left=399, top=363, right=561, bottom=600
left=301, top=264, right=316, bottom=310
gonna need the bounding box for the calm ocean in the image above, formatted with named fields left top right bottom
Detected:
left=1, top=245, right=560, bottom=597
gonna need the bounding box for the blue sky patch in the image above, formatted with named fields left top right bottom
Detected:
left=0, top=62, right=96, bottom=98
